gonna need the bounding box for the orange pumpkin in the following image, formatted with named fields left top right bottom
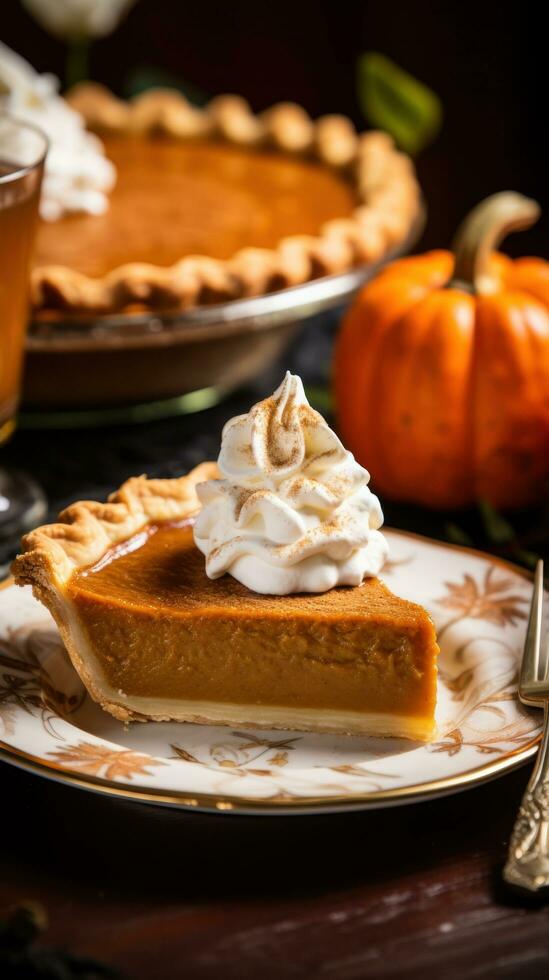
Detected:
left=334, top=192, right=549, bottom=509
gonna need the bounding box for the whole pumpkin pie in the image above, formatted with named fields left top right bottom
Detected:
left=31, top=84, right=421, bottom=316
left=13, top=375, right=438, bottom=740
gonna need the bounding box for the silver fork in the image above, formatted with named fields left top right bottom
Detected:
left=504, top=560, right=549, bottom=891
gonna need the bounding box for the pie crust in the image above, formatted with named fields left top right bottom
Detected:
left=12, top=463, right=217, bottom=719
left=12, top=463, right=438, bottom=739
left=32, top=83, right=421, bottom=315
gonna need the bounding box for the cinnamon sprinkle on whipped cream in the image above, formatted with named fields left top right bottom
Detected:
left=193, top=372, right=388, bottom=595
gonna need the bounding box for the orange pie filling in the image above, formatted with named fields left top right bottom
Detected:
left=64, top=518, right=438, bottom=739
left=33, top=136, right=358, bottom=278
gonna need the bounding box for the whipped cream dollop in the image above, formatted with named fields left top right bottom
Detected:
left=193, top=373, right=388, bottom=595
left=0, top=42, right=115, bottom=220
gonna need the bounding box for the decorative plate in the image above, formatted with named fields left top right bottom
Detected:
left=0, top=531, right=542, bottom=815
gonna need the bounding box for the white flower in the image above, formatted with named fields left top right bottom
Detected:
left=0, top=41, right=115, bottom=220
left=22, top=0, right=137, bottom=40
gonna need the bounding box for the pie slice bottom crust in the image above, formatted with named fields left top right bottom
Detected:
left=13, top=464, right=439, bottom=741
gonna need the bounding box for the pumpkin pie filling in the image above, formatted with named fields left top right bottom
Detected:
left=34, top=136, right=358, bottom=278
left=30, top=84, right=421, bottom=314
left=64, top=517, right=438, bottom=737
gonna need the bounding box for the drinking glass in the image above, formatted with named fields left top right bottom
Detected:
left=0, top=115, right=48, bottom=549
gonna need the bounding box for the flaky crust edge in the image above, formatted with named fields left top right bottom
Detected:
left=11, top=462, right=219, bottom=722
left=12, top=461, right=218, bottom=590
left=33, top=83, right=421, bottom=315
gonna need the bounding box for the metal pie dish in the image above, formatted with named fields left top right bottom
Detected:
left=22, top=213, right=424, bottom=416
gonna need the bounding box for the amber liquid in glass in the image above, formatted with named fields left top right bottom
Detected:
left=0, top=160, right=41, bottom=445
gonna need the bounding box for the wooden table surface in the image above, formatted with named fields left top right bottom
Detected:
left=2, top=756, right=549, bottom=978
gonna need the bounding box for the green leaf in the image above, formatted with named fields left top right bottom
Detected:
left=304, top=385, right=332, bottom=415
left=509, top=547, right=541, bottom=570
left=478, top=500, right=515, bottom=545
left=445, top=523, right=474, bottom=547
left=124, top=66, right=209, bottom=106
left=357, top=52, right=442, bottom=155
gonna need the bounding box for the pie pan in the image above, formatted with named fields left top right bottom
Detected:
left=21, top=213, right=423, bottom=420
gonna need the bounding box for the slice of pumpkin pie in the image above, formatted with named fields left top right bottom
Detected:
left=13, top=374, right=438, bottom=739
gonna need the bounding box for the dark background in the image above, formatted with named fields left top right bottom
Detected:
left=2, top=7, right=549, bottom=977
left=3, top=0, right=547, bottom=255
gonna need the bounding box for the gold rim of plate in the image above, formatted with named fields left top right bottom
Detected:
left=0, top=735, right=539, bottom=814
left=0, top=531, right=540, bottom=815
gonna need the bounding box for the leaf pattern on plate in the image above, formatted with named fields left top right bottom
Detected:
left=431, top=721, right=538, bottom=757
left=171, top=730, right=301, bottom=779
left=382, top=555, right=413, bottom=576
left=432, top=608, right=538, bottom=760
left=48, top=741, right=165, bottom=780
left=0, top=700, right=18, bottom=737
left=437, top=566, right=528, bottom=636
left=0, top=626, right=86, bottom=738
left=170, top=745, right=200, bottom=764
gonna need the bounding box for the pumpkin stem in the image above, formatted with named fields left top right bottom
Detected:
left=451, top=192, right=540, bottom=294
